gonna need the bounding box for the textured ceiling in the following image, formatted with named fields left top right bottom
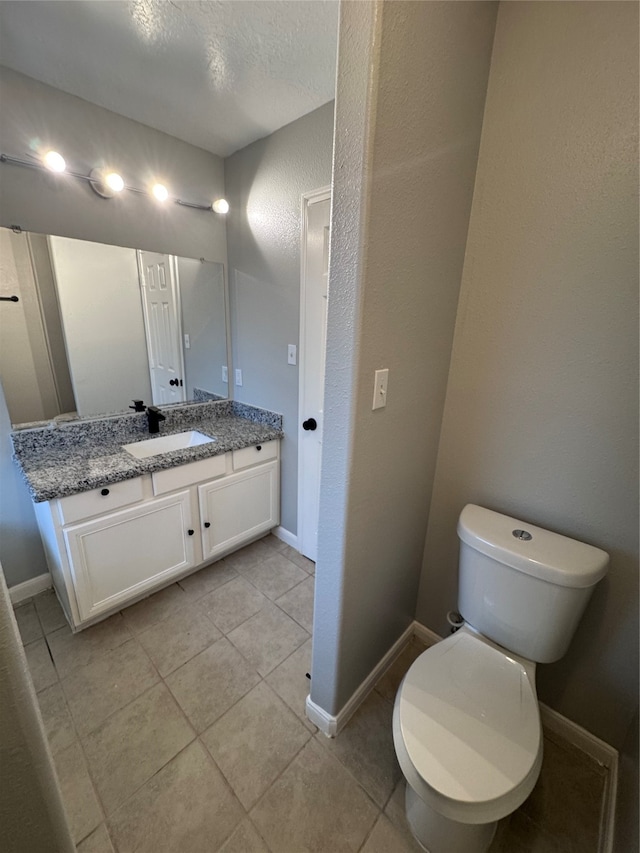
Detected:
left=0, top=0, right=338, bottom=157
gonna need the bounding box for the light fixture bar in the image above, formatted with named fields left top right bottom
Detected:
left=0, top=152, right=225, bottom=213
left=176, top=198, right=213, bottom=211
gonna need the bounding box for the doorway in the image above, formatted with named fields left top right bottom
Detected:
left=297, top=188, right=331, bottom=561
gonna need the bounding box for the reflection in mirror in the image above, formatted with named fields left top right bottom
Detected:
left=0, top=227, right=229, bottom=424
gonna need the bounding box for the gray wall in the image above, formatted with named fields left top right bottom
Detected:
left=615, top=707, right=639, bottom=851
left=224, top=102, right=335, bottom=535
left=0, top=66, right=227, bottom=587
left=0, top=392, right=49, bottom=588
left=311, top=0, right=498, bottom=715
left=0, top=229, right=59, bottom=424
left=417, top=2, right=639, bottom=750
left=178, top=258, right=228, bottom=399
left=48, top=236, right=151, bottom=417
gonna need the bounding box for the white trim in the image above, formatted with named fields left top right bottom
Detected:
left=538, top=702, right=618, bottom=853
left=413, top=620, right=618, bottom=852
left=307, top=621, right=415, bottom=737
left=297, top=186, right=331, bottom=562
left=538, top=703, right=618, bottom=769
left=272, top=526, right=298, bottom=549
left=412, top=620, right=442, bottom=649
left=9, top=573, right=52, bottom=605
left=307, top=618, right=618, bottom=846
left=305, top=695, right=338, bottom=737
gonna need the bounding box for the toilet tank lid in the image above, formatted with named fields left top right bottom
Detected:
left=458, top=505, right=609, bottom=589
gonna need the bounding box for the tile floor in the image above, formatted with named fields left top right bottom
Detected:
left=15, top=534, right=609, bottom=852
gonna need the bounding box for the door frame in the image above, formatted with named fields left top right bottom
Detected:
left=297, top=186, right=331, bottom=558
left=137, top=251, right=187, bottom=405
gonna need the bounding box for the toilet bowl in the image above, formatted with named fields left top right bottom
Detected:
left=392, top=504, right=608, bottom=853
left=393, top=627, right=542, bottom=852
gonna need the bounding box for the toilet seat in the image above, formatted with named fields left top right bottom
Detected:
left=393, top=628, right=542, bottom=825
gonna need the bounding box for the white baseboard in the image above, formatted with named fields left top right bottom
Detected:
left=539, top=702, right=618, bottom=853
left=307, top=621, right=416, bottom=737
left=307, top=618, right=618, bottom=849
left=538, top=703, right=618, bottom=769
left=305, top=695, right=338, bottom=736
left=412, top=620, right=442, bottom=648
left=9, top=573, right=52, bottom=605
left=272, top=526, right=298, bottom=549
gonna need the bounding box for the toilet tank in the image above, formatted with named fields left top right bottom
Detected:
left=457, top=505, right=609, bottom=663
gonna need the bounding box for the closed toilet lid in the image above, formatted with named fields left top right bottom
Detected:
left=396, top=631, right=540, bottom=810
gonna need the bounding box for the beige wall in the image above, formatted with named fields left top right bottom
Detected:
left=417, top=1, right=639, bottom=749
left=311, top=0, right=498, bottom=714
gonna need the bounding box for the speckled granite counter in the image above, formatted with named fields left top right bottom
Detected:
left=11, top=400, right=283, bottom=503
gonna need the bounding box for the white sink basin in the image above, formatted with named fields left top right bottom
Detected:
left=122, top=430, right=216, bottom=459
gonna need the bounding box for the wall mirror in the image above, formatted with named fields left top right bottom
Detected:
left=0, top=226, right=230, bottom=424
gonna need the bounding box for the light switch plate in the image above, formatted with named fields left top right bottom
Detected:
left=372, top=368, right=389, bottom=410
left=235, top=368, right=243, bottom=386
left=184, top=333, right=190, bottom=349
left=222, top=366, right=228, bottom=383
left=288, top=344, right=297, bottom=365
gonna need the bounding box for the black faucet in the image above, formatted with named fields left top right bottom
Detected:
left=146, top=406, right=166, bottom=434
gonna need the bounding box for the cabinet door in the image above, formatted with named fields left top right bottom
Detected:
left=64, top=490, right=196, bottom=622
left=199, top=461, right=279, bottom=561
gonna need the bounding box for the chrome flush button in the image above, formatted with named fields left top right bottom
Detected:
left=512, top=529, right=533, bottom=541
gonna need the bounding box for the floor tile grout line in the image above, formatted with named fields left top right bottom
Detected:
left=33, top=538, right=317, bottom=850
left=355, top=809, right=384, bottom=853
left=197, top=698, right=314, bottom=820
left=311, top=727, right=397, bottom=815
left=270, top=594, right=314, bottom=635
left=90, top=684, right=200, bottom=826
left=242, top=732, right=314, bottom=822
left=35, top=562, right=309, bottom=733
left=36, top=671, right=108, bottom=845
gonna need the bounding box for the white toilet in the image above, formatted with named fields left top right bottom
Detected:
left=393, top=504, right=608, bottom=853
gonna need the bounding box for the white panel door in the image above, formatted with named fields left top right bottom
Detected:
left=199, top=462, right=279, bottom=561
left=64, top=490, right=196, bottom=621
left=298, top=192, right=331, bottom=561
left=138, top=251, right=186, bottom=405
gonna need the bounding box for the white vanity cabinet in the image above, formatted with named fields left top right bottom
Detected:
left=34, top=440, right=280, bottom=630
left=63, top=490, right=197, bottom=622
left=200, top=461, right=279, bottom=561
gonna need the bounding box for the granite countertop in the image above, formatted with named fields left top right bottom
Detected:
left=11, top=400, right=283, bottom=503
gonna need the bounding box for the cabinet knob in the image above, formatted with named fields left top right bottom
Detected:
left=302, top=418, right=317, bottom=431
left=256, top=445, right=262, bottom=451
left=204, top=522, right=211, bottom=528
left=101, top=488, right=110, bottom=496
left=187, top=529, right=194, bottom=536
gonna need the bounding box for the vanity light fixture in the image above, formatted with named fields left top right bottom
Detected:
left=152, top=182, right=169, bottom=202
left=0, top=150, right=221, bottom=214
left=105, top=171, right=125, bottom=192
left=212, top=198, right=230, bottom=214
left=89, top=168, right=125, bottom=198
left=43, top=150, right=66, bottom=173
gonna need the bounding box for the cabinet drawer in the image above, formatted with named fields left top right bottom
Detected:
left=232, top=440, right=278, bottom=471
left=152, top=453, right=227, bottom=495
left=58, top=477, right=144, bottom=525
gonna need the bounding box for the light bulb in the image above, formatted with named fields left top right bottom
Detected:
left=152, top=183, right=169, bottom=202
left=104, top=172, right=124, bottom=192
left=212, top=198, right=229, bottom=214
left=43, top=150, right=66, bottom=173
